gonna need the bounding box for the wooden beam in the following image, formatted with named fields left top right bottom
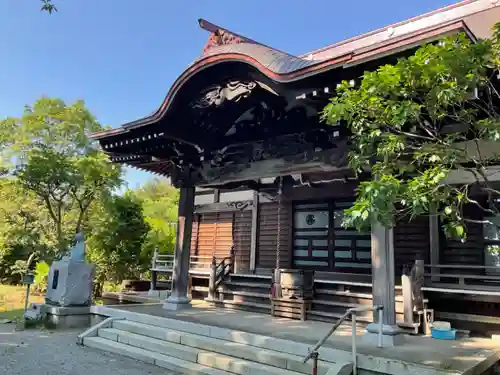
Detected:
left=194, top=200, right=253, bottom=214
left=199, top=144, right=349, bottom=186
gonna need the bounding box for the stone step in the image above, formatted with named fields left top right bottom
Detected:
left=224, top=281, right=271, bottom=289
left=111, top=320, right=350, bottom=375
left=96, top=327, right=323, bottom=375
left=219, top=289, right=269, bottom=298
left=99, top=328, right=199, bottom=362
left=83, top=336, right=230, bottom=375
left=216, top=299, right=271, bottom=311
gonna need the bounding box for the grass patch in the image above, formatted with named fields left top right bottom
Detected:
left=0, top=284, right=45, bottom=321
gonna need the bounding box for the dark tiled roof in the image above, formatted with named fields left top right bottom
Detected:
left=91, top=0, right=500, bottom=141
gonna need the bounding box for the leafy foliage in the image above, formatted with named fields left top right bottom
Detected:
left=33, top=261, right=50, bottom=294
left=87, top=193, right=150, bottom=295
left=3, top=98, right=122, bottom=252
left=323, top=26, right=500, bottom=239
left=40, top=0, right=57, bottom=13
left=0, top=97, right=178, bottom=289
left=134, top=178, right=179, bottom=259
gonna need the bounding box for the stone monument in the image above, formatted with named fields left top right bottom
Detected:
left=45, top=232, right=94, bottom=307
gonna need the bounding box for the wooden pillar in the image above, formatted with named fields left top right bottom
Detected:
left=249, top=191, right=259, bottom=272
left=163, top=186, right=195, bottom=310
left=364, top=220, right=404, bottom=346
left=429, top=214, right=441, bottom=282
left=213, top=189, right=220, bottom=203
left=371, top=221, right=396, bottom=325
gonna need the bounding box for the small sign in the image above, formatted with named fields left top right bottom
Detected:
left=22, top=272, right=34, bottom=285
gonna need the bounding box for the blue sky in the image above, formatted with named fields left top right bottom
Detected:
left=0, top=0, right=457, bottom=189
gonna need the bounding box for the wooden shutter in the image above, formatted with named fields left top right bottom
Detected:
left=190, top=212, right=233, bottom=260
left=257, top=202, right=291, bottom=269
left=233, top=210, right=252, bottom=273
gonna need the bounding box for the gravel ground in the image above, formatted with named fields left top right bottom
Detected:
left=0, top=324, right=176, bottom=375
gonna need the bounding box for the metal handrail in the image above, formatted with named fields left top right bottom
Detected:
left=303, top=305, right=383, bottom=375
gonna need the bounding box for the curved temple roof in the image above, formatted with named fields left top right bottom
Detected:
left=92, top=0, right=500, bottom=141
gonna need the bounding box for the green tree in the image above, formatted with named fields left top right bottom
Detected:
left=87, top=193, right=150, bottom=295
left=323, top=25, right=500, bottom=239
left=41, top=0, right=57, bottom=13
left=0, top=178, right=53, bottom=282
left=2, top=98, right=122, bottom=253
left=133, top=178, right=179, bottom=259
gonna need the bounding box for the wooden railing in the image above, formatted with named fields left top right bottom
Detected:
left=150, top=250, right=222, bottom=273
left=152, top=253, right=175, bottom=270
left=207, top=247, right=235, bottom=301
left=190, top=255, right=214, bottom=271
left=424, top=263, right=500, bottom=293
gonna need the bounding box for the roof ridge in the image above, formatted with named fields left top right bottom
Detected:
left=299, top=0, right=478, bottom=58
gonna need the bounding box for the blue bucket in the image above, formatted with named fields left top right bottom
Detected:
left=431, top=327, right=457, bottom=340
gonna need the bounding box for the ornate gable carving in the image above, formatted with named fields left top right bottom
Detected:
left=202, top=29, right=250, bottom=55
left=199, top=19, right=255, bottom=55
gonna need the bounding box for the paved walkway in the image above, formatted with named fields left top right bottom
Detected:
left=0, top=324, right=176, bottom=375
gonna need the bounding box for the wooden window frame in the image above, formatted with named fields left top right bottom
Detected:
left=292, top=199, right=371, bottom=274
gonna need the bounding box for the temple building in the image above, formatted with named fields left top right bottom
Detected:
left=92, top=0, right=500, bottom=338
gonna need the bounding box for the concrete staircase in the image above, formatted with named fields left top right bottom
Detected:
left=81, top=317, right=353, bottom=375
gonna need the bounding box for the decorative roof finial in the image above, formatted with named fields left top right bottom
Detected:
left=198, top=18, right=256, bottom=55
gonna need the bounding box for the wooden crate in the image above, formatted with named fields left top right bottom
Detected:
left=271, top=298, right=312, bottom=321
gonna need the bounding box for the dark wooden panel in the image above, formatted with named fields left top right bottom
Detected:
left=257, top=202, right=291, bottom=269
left=284, top=181, right=356, bottom=201
left=394, top=215, right=430, bottom=274
left=233, top=210, right=252, bottom=273
left=441, top=204, right=484, bottom=267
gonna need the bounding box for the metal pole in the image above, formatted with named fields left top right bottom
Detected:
left=378, top=308, right=383, bottom=348
left=351, top=312, right=357, bottom=375
left=150, top=246, right=159, bottom=293
left=23, top=284, right=31, bottom=328
left=310, top=351, right=319, bottom=375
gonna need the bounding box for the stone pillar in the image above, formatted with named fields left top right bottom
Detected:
left=364, top=220, right=404, bottom=346
left=163, top=186, right=195, bottom=310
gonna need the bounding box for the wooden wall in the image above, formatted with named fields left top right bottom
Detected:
left=441, top=204, right=485, bottom=266
left=190, top=186, right=489, bottom=274
left=256, top=202, right=291, bottom=269
left=394, top=216, right=430, bottom=273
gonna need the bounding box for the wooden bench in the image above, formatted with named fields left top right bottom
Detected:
left=149, top=249, right=175, bottom=295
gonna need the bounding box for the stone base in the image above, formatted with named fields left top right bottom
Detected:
left=41, top=305, right=92, bottom=329
left=362, top=323, right=405, bottom=347
left=147, top=289, right=159, bottom=297
left=148, top=289, right=170, bottom=299
left=24, top=303, right=44, bottom=321
left=45, top=261, right=94, bottom=307
left=163, top=296, right=191, bottom=311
